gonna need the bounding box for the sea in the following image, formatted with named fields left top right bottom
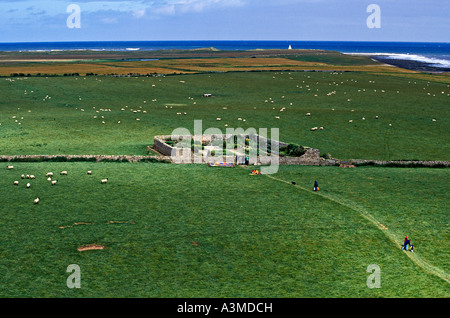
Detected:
left=0, top=40, right=449, bottom=69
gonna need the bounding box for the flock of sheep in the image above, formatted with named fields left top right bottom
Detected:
left=7, top=165, right=107, bottom=205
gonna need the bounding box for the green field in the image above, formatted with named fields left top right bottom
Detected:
left=0, top=163, right=448, bottom=297
left=0, top=57, right=449, bottom=298
left=1, top=71, right=449, bottom=160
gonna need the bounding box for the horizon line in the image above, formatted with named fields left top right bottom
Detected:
left=1, top=40, right=449, bottom=44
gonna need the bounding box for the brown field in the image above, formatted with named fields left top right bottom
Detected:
left=0, top=56, right=420, bottom=76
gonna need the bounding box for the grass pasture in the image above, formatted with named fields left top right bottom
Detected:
left=0, top=51, right=448, bottom=298
left=0, top=163, right=448, bottom=297
left=0, top=70, right=448, bottom=160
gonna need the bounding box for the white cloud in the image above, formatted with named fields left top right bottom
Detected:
left=150, top=0, right=246, bottom=16
left=132, top=9, right=146, bottom=18
left=100, top=17, right=118, bottom=24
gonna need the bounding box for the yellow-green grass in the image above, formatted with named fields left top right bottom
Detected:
left=0, top=163, right=448, bottom=297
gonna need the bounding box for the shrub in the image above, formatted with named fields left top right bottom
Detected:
left=280, top=143, right=306, bottom=157
left=139, top=158, right=171, bottom=163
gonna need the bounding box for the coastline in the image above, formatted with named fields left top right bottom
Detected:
left=370, top=56, right=450, bottom=73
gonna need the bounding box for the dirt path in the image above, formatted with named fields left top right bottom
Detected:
left=263, top=173, right=450, bottom=284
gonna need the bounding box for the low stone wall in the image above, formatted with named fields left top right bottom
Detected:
left=256, top=148, right=321, bottom=165
left=153, top=135, right=176, bottom=157
left=0, top=155, right=173, bottom=163
left=350, top=159, right=450, bottom=167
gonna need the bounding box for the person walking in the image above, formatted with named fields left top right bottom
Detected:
left=402, top=236, right=411, bottom=251
left=314, top=180, right=319, bottom=191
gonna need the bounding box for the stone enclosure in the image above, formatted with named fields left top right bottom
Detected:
left=153, top=134, right=330, bottom=166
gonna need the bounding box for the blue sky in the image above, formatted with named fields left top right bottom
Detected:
left=0, top=0, right=448, bottom=42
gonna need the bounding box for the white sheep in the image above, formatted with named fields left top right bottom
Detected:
left=51, top=180, right=58, bottom=185
left=46, top=172, right=53, bottom=177
left=34, top=197, right=40, bottom=205
left=87, top=171, right=92, bottom=175
left=47, top=177, right=52, bottom=181
left=7, top=166, right=14, bottom=170
left=306, top=113, right=311, bottom=116
left=30, top=175, right=35, bottom=179
left=21, top=174, right=25, bottom=179
left=27, top=183, right=31, bottom=188
left=60, top=171, right=68, bottom=175
left=13, top=181, right=19, bottom=185
left=101, top=178, right=109, bottom=184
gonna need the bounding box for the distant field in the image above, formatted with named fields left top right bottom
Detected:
left=0, top=163, right=448, bottom=297
left=0, top=49, right=418, bottom=76
left=0, top=71, right=448, bottom=160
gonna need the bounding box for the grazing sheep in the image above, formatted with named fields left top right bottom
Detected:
left=306, top=113, right=311, bottom=116
left=432, top=118, right=437, bottom=122
left=30, top=175, right=35, bottom=179
left=34, top=197, right=40, bottom=205
left=60, top=171, right=68, bottom=175
left=47, top=177, right=52, bottom=181
left=101, top=178, right=109, bottom=184
left=87, top=171, right=92, bottom=175
left=311, top=127, right=318, bottom=131
left=7, top=166, right=14, bottom=170
left=319, top=127, right=324, bottom=130
left=46, top=172, right=53, bottom=177
left=51, top=180, right=58, bottom=185
left=13, top=181, right=19, bottom=185
left=21, top=174, right=25, bottom=179
left=27, top=183, right=31, bottom=188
